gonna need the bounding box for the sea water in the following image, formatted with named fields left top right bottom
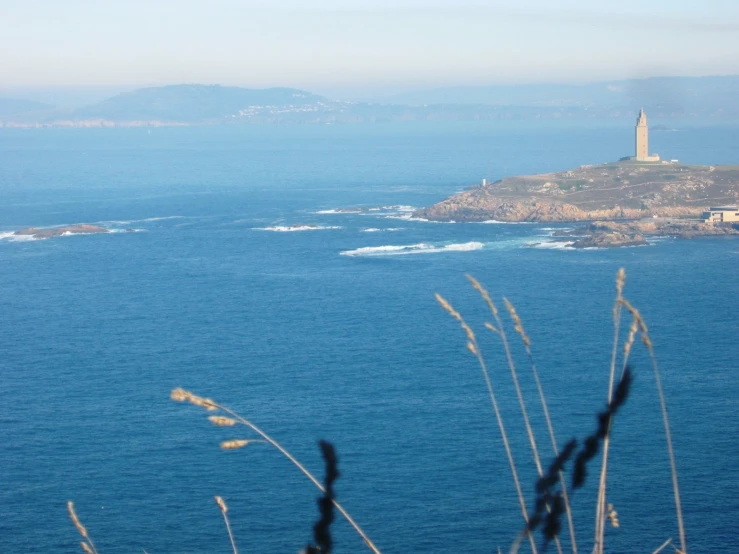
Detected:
left=0, top=121, right=737, bottom=553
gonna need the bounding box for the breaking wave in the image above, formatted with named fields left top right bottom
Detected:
left=479, top=220, right=537, bottom=224
left=340, top=241, right=485, bottom=257
left=254, top=225, right=343, bottom=232
left=101, top=216, right=187, bottom=225
left=526, top=240, right=575, bottom=250
left=0, top=232, right=39, bottom=242
left=361, top=227, right=403, bottom=233
left=315, top=208, right=363, bottom=214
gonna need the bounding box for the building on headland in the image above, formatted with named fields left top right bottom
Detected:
left=620, top=109, right=661, bottom=162
left=634, top=109, right=660, bottom=162
left=702, top=206, right=739, bottom=223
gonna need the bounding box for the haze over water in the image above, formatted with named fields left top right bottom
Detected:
left=0, top=120, right=737, bottom=553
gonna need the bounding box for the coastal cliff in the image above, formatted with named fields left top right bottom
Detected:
left=415, top=161, right=739, bottom=222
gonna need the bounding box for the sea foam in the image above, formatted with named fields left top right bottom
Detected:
left=255, top=225, right=342, bottom=232
left=340, top=241, right=484, bottom=257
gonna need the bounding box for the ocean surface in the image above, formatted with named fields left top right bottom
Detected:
left=0, top=121, right=737, bottom=554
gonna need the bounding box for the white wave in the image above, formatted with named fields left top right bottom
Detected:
left=102, top=216, right=186, bottom=225
left=479, top=220, right=537, bottom=224
left=382, top=214, right=456, bottom=223
left=341, top=241, right=484, bottom=257
left=0, top=232, right=41, bottom=242
left=254, top=225, right=343, bottom=232
left=315, top=208, right=363, bottom=214
left=526, top=240, right=575, bottom=250
left=361, top=227, right=403, bottom=233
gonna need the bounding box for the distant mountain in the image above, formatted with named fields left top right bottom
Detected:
left=2, top=76, right=739, bottom=127
left=387, top=75, right=739, bottom=116
left=71, top=84, right=332, bottom=122
left=0, top=98, right=55, bottom=118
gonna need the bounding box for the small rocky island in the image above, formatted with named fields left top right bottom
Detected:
left=14, top=224, right=110, bottom=239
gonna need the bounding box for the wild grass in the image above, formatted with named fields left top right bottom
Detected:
left=66, top=268, right=685, bottom=554
left=435, top=269, right=686, bottom=554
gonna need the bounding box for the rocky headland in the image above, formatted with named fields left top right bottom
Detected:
left=415, top=161, right=738, bottom=223
left=14, top=224, right=110, bottom=239
left=413, top=161, right=739, bottom=247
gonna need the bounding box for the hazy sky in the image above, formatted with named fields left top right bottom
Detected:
left=2, top=0, right=739, bottom=98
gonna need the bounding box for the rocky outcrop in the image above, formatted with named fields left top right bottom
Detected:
left=552, top=220, right=739, bottom=248
left=569, top=232, right=648, bottom=249
left=14, top=224, right=109, bottom=239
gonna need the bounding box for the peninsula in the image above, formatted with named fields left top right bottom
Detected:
left=414, top=110, right=739, bottom=246
left=414, top=161, right=739, bottom=222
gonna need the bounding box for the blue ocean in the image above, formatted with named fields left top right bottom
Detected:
left=0, top=121, right=737, bottom=553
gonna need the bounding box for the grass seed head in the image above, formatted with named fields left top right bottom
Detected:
left=80, top=542, right=94, bottom=554
left=484, top=322, right=498, bottom=334
left=170, top=388, right=218, bottom=411
left=616, top=268, right=626, bottom=297
left=215, top=495, right=228, bottom=513
left=209, top=416, right=237, bottom=427
left=220, top=439, right=251, bottom=450
left=67, top=501, right=88, bottom=539
left=466, top=274, right=499, bottom=317
left=504, top=297, right=531, bottom=347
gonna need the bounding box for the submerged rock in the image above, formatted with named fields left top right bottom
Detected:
left=569, top=232, right=648, bottom=249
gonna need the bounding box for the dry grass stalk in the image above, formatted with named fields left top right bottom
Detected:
left=470, top=277, right=563, bottom=553
left=618, top=296, right=686, bottom=552
left=651, top=537, right=672, bottom=554
left=215, top=496, right=239, bottom=554
left=594, top=268, right=627, bottom=554
left=436, top=292, right=538, bottom=554
left=502, top=297, right=578, bottom=554
left=67, top=501, right=99, bottom=554
left=172, top=388, right=382, bottom=554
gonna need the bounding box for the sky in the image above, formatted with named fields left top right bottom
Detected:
left=2, top=0, right=739, bottom=101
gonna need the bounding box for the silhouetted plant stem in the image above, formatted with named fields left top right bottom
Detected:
left=305, top=441, right=339, bottom=554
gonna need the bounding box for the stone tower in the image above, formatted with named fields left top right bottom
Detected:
left=635, top=108, right=649, bottom=161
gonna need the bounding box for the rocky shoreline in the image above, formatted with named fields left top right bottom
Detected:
left=548, top=220, right=739, bottom=248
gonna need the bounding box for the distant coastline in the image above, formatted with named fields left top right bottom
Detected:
left=3, top=76, right=739, bottom=127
